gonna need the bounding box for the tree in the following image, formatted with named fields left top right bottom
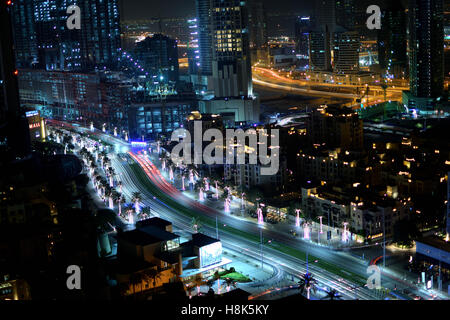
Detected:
left=224, top=277, right=237, bottom=292
left=114, top=192, right=125, bottom=216
left=321, top=288, right=342, bottom=300
left=298, top=272, right=318, bottom=299
left=191, top=217, right=202, bottom=233
left=140, top=207, right=151, bottom=220
left=129, top=272, right=143, bottom=298
left=142, top=268, right=162, bottom=290
left=132, top=192, right=142, bottom=214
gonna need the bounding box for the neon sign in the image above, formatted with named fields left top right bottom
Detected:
left=29, top=123, right=41, bottom=129
left=26, top=111, right=39, bottom=117
left=131, top=141, right=147, bottom=147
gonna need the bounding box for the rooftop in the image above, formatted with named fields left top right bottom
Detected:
left=417, top=236, right=450, bottom=253
left=136, top=217, right=172, bottom=230
left=119, top=226, right=178, bottom=246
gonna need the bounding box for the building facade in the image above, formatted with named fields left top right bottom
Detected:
left=11, top=0, right=121, bottom=72
left=408, top=0, right=444, bottom=104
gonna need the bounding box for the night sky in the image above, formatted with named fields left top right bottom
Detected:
left=121, top=0, right=313, bottom=20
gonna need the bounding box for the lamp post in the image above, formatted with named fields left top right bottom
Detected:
left=318, top=216, right=323, bottom=234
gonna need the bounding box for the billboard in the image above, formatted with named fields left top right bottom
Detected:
left=199, top=241, right=222, bottom=268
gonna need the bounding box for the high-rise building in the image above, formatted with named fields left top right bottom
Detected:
left=309, top=0, right=336, bottom=72
left=210, top=0, right=252, bottom=98
left=309, top=26, right=332, bottom=71
left=295, top=16, right=311, bottom=58
left=1, top=1, right=31, bottom=158
left=187, top=18, right=201, bottom=75
left=248, top=0, right=268, bottom=64
left=11, top=0, right=121, bottom=71
left=134, top=34, right=179, bottom=84
left=195, top=0, right=259, bottom=123
left=408, top=0, right=444, bottom=100
left=335, top=0, right=356, bottom=31
left=332, top=29, right=360, bottom=74
left=195, top=0, right=214, bottom=76
left=9, top=0, right=37, bottom=69
left=314, top=0, right=336, bottom=32
left=377, top=2, right=407, bottom=79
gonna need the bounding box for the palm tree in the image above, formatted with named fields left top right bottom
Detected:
left=129, top=272, right=143, bottom=299
left=140, top=206, right=151, bottom=220
left=224, top=277, right=237, bottom=292
left=123, top=203, right=134, bottom=220
left=298, top=272, right=318, bottom=300
left=321, top=288, right=342, bottom=300
left=107, top=167, right=115, bottom=187
left=106, top=188, right=115, bottom=209
left=191, top=217, right=202, bottom=233
left=142, top=268, right=162, bottom=290
left=114, top=192, right=125, bottom=216
left=132, top=192, right=142, bottom=214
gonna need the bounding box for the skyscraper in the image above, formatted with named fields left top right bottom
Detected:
left=409, top=0, right=444, bottom=100
left=9, top=0, right=37, bottom=69
left=134, top=34, right=179, bottom=84
left=196, top=0, right=213, bottom=76
left=377, top=2, right=407, bottom=80
left=1, top=1, right=31, bottom=158
left=248, top=0, right=268, bottom=64
left=187, top=18, right=201, bottom=75
left=210, top=0, right=252, bottom=98
left=295, top=16, right=311, bottom=58
left=11, top=0, right=121, bottom=71
left=309, top=0, right=335, bottom=72
left=332, top=29, right=360, bottom=74
left=314, top=0, right=336, bottom=32
left=335, top=0, right=356, bottom=31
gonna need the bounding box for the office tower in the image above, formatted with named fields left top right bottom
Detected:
left=409, top=0, right=444, bottom=100
left=210, top=0, right=252, bottom=98
left=332, top=29, right=360, bottom=74
left=9, top=0, right=38, bottom=68
left=248, top=0, right=268, bottom=64
left=335, top=0, right=356, bottom=31
left=187, top=18, right=200, bottom=75
left=10, top=0, right=121, bottom=71
left=0, top=1, right=31, bottom=158
left=295, top=16, right=311, bottom=58
left=378, top=2, right=407, bottom=79
left=195, top=0, right=214, bottom=76
left=309, top=0, right=335, bottom=72
left=309, top=27, right=332, bottom=71
left=314, top=0, right=336, bottom=32
left=79, top=0, right=121, bottom=70
left=134, top=34, right=179, bottom=84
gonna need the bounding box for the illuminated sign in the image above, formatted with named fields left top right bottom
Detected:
left=29, top=123, right=41, bottom=129
left=131, top=141, right=148, bottom=147
left=26, top=111, right=39, bottom=118
left=199, top=241, right=222, bottom=268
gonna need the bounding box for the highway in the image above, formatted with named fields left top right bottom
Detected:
left=252, top=66, right=404, bottom=107
left=48, top=122, right=443, bottom=300
left=113, top=147, right=404, bottom=300
left=111, top=151, right=380, bottom=300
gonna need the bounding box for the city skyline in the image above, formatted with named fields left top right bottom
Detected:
left=1, top=0, right=450, bottom=307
